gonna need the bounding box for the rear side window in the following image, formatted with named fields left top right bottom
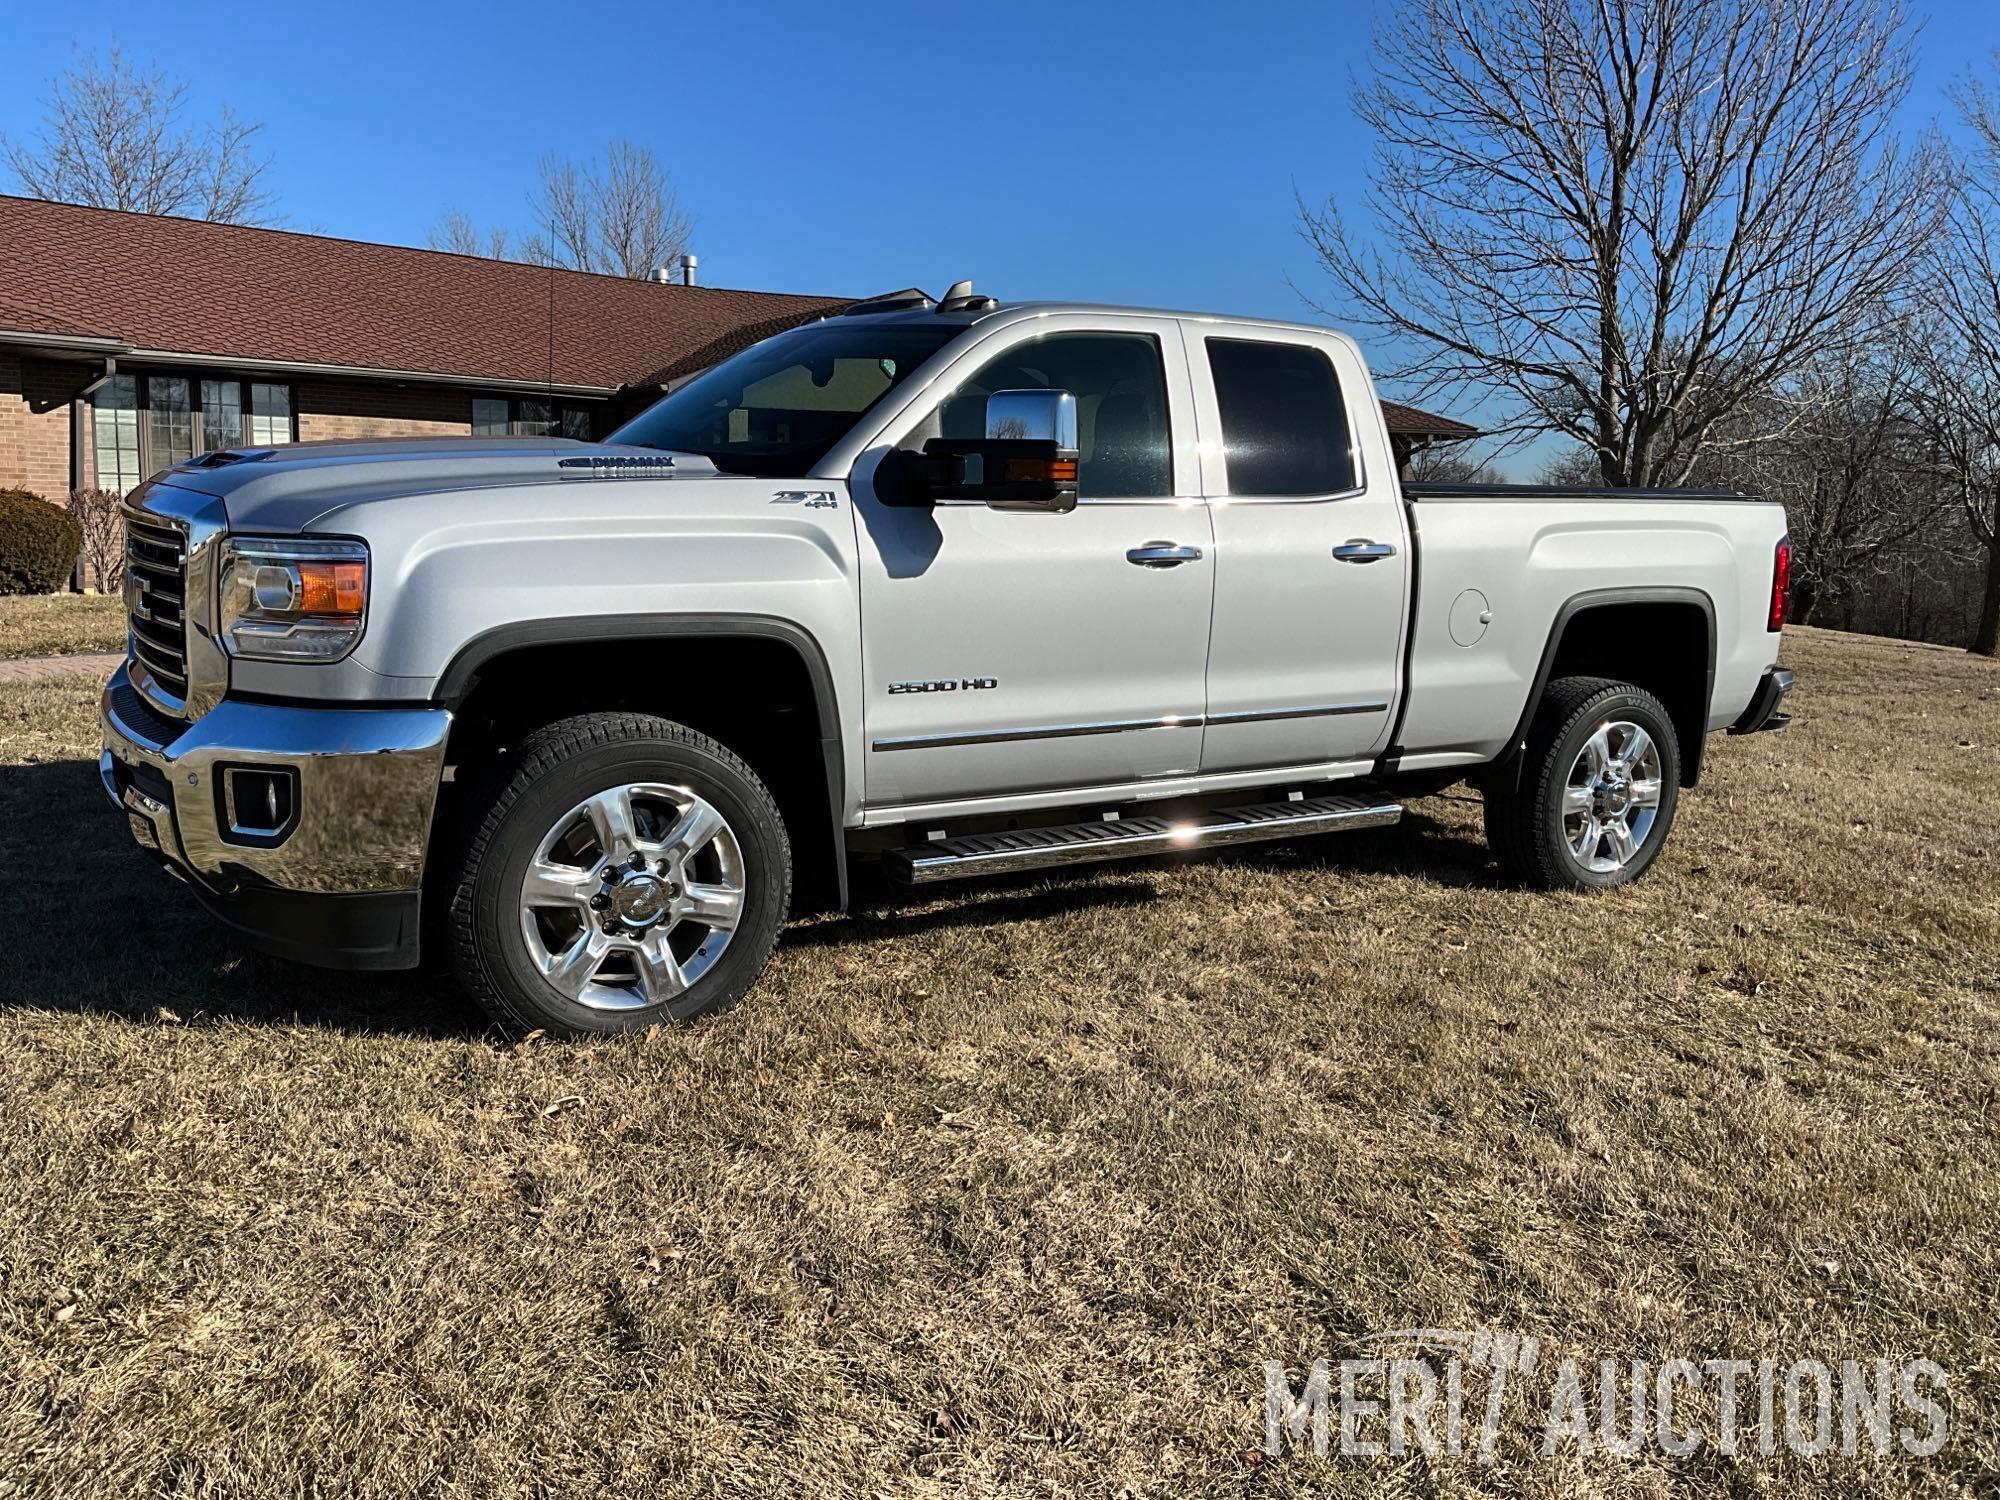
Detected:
left=1205, top=338, right=1356, bottom=496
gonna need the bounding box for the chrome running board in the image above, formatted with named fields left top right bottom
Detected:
left=884, top=792, right=1403, bottom=884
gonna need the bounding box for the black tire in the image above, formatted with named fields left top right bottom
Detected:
left=1483, top=676, right=1682, bottom=891
left=445, top=713, right=791, bottom=1037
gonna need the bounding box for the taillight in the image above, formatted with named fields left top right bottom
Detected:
left=1768, top=535, right=1792, bottom=632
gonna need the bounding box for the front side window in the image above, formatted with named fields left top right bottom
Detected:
left=611, top=322, right=961, bottom=476
left=929, top=332, right=1171, bottom=498
left=1206, top=338, right=1356, bottom=496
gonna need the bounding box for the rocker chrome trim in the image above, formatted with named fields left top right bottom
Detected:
left=869, top=701, right=1389, bottom=752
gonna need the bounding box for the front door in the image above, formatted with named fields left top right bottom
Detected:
left=1189, top=326, right=1412, bottom=776
left=850, top=315, right=1213, bottom=813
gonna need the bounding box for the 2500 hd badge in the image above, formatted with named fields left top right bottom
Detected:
left=888, top=677, right=999, bottom=694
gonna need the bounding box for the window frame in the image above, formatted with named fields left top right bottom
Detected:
left=1199, top=334, right=1368, bottom=503
left=92, top=370, right=298, bottom=492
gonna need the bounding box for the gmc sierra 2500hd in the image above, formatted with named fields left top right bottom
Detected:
left=101, top=285, right=1795, bottom=1036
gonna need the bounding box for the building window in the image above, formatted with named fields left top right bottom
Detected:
left=200, top=379, right=243, bottom=452
left=94, top=372, right=296, bottom=492
left=472, top=397, right=509, bottom=437
left=248, top=383, right=292, bottom=446
left=147, top=377, right=195, bottom=470
left=471, top=394, right=599, bottom=440
left=94, top=375, right=142, bottom=493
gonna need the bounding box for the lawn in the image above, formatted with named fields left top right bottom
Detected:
left=0, top=592, right=125, bottom=659
left=0, top=626, right=1994, bottom=1497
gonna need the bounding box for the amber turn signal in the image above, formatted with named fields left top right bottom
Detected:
left=1002, top=456, right=1080, bottom=484
left=298, top=561, right=367, bottom=616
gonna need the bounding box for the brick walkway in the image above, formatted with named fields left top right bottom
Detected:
left=0, top=652, right=123, bottom=687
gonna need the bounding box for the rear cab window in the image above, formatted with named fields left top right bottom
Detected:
left=1205, top=337, right=1358, bottom=496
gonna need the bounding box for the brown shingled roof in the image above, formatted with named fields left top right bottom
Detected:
left=0, top=195, right=848, bottom=391
left=1380, top=399, right=1477, bottom=438
left=0, top=197, right=1479, bottom=436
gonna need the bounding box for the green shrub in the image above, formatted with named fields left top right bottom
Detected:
left=0, top=489, right=83, bottom=595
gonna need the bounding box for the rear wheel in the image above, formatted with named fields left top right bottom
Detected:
left=1484, top=676, right=1681, bottom=891
left=446, top=713, right=791, bottom=1036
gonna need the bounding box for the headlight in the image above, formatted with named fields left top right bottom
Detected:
left=218, top=537, right=369, bottom=661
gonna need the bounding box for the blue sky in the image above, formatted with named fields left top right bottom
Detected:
left=2, top=0, right=1995, bottom=466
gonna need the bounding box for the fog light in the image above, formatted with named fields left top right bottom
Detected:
left=222, top=766, right=298, bottom=842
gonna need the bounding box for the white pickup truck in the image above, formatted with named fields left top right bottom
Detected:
left=101, top=287, right=1795, bottom=1035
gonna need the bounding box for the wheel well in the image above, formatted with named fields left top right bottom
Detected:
left=435, top=635, right=843, bottom=913
left=1538, top=598, right=1713, bottom=785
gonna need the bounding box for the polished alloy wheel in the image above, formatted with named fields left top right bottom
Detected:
left=1561, top=720, right=1664, bottom=874
left=517, top=782, right=746, bottom=1011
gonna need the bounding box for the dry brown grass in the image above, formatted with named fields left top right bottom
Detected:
left=0, top=593, right=125, bottom=660
left=0, top=626, right=1995, bottom=1498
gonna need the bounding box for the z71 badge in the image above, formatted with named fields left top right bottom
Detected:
left=771, top=491, right=839, bottom=509
left=888, top=677, right=998, bottom=694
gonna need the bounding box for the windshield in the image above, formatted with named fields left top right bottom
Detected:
left=610, top=321, right=962, bottom=476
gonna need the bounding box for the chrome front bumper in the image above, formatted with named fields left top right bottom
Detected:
left=99, top=664, right=451, bottom=897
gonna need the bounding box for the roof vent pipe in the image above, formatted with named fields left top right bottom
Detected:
left=650, top=265, right=674, bottom=283
left=680, top=253, right=699, bottom=286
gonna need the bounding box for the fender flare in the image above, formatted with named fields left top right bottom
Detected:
left=435, top=612, right=848, bottom=908
left=1496, top=585, right=1717, bottom=791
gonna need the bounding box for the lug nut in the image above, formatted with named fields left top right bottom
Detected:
left=630, top=852, right=648, bottom=871
left=589, top=892, right=609, bottom=910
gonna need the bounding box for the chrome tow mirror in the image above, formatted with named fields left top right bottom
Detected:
left=911, top=388, right=1081, bottom=513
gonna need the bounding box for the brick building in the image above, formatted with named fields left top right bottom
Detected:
left=0, top=195, right=1474, bottom=501
left=0, top=195, right=849, bottom=500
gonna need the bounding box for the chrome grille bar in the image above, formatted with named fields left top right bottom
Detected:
left=124, top=511, right=191, bottom=704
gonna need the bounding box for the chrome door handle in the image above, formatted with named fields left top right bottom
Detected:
left=1127, top=541, right=1204, bottom=567
left=1333, top=539, right=1398, bottom=563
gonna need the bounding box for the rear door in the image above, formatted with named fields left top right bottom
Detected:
left=1188, top=326, right=1411, bottom=776
left=848, top=314, right=1213, bottom=812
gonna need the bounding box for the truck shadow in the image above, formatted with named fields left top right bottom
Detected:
left=0, top=757, right=481, bottom=1037
left=4, top=755, right=1503, bottom=1034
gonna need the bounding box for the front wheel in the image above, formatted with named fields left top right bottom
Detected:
left=446, top=713, right=792, bottom=1036
left=1484, top=676, right=1682, bottom=891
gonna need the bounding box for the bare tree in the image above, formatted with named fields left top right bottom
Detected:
left=438, top=140, right=692, bottom=278
left=526, top=141, right=692, bottom=279
left=65, top=489, right=125, bottom=592
left=1907, top=53, right=2000, bottom=656
left=1403, top=447, right=1504, bottom=483
left=428, top=207, right=512, bottom=260
left=1699, top=344, right=1947, bottom=623
left=1303, top=0, right=1943, bottom=488
left=1, top=45, right=277, bottom=224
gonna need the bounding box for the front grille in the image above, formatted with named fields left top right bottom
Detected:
left=125, top=513, right=191, bottom=703
left=107, top=675, right=190, bottom=750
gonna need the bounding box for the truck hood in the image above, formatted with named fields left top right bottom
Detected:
left=157, top=436, right=725, bottom=534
